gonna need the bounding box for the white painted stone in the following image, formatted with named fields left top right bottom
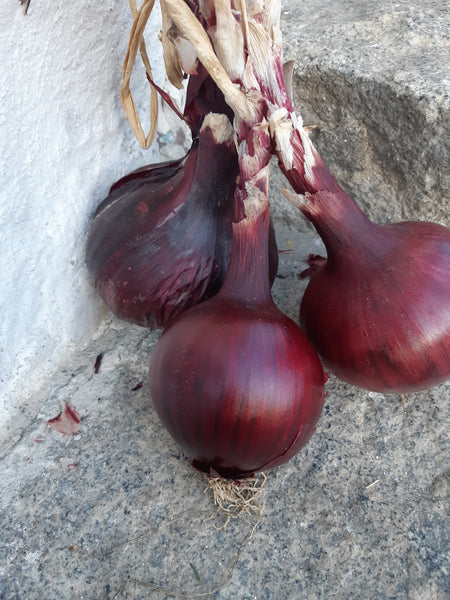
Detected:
left=0, top=0, right=188, bottom=430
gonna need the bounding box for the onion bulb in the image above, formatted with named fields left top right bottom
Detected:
left=284, top=188, right=450, bottom=393
left=86, top=114, right=238, bottom=328
left=87, top=113, right=279, bottom=328
left=149, top=190, right=326, bottom=479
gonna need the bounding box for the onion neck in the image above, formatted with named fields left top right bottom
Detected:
left=185, top=113, right=238, bottom=221
left=295, top=189, right=386, bottom=263
left=218, top=110, right=274, bottom=305
left=219, top=190, right=273, bottom=306
left=194, top=113, right=237, bottom=187
left=184, top=65, right=234, bottom=137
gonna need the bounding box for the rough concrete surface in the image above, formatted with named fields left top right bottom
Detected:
left=1, top=1, right=449, bottom=599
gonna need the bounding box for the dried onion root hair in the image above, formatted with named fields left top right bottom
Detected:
left=206, top=472, right=267, bottom=531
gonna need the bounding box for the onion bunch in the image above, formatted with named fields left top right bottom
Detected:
left=90, top=0, right=449, bottom=488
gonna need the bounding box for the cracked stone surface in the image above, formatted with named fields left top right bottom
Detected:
left=1, top=1, right=449, bottom=599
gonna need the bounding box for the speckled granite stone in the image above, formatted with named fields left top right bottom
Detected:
left=1, top=178, right=448, bottom=599
left=281, top=0, right=449, bottom=227
left=1, top=1, right=449, bottom=599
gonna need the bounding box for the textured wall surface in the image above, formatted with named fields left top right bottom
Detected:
left=280, top=0, right=449, bottom=226
left=0, top=1, right=187, bottom=430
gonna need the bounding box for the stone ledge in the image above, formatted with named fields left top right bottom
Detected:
left=281, top=0, right=449, bottom=226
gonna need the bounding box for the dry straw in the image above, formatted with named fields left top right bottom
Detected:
left=120, top=0, right=159, bottom=149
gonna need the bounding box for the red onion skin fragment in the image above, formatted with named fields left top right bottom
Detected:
left=298, top=190, right=450, bottom=393
left=298, top=254, right=327, bottom=279
left=20, top=0, right=31, bottom=14
left=47, top=403, right=81, bottom=435
left=149, top=201, right=326, bottom=479
left=94, top=353, right=103, bottom=374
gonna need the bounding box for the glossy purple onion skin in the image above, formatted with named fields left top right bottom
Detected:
left=107, top=156, right=184, bottom=196
left=299, top=191, right=450, bottom=393
left=149, top=205, right=325, bottom=479
left=150, top=300, right=325, bottom=478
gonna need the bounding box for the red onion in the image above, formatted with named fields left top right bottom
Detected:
left=86, top=114, right=239, bottom=328
left=86, top=112, right=279, bottom=329
left=149, top=193, right=326, bottom=479
left=284, top=188, right=450, bottom=393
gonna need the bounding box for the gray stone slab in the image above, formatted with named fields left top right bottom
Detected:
left=281, top=0, right=449, bottom=226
